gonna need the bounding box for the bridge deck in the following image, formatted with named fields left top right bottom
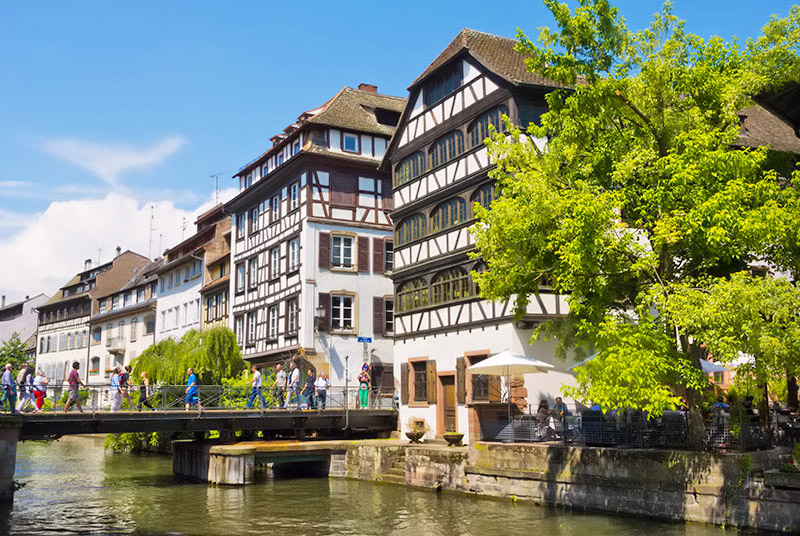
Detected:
left=16, top=409, right=396, bottom=440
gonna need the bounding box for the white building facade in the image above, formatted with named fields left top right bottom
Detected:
left=226, top=84, right=403, bottom=390
left=385, top=30, right=579, bottom=443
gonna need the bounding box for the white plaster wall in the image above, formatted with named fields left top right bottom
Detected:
left=395, top=320, right=579, bottom=443
left=0, top=295, right=48, bottom=344
left=155, top=266, right=203, bottom=343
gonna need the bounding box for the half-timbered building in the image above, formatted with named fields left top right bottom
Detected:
left=385, top=29, right=580, bottom=442
left=226, top=85, right=404, bottom=389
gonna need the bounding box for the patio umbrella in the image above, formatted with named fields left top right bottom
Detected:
left=468, top=350, right=554, bottom=425
left=700, top=359, right=730, bottom=373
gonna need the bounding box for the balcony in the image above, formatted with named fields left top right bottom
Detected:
left=105, top=337, right=126, bottom=354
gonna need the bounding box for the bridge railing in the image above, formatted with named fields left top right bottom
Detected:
left=22, top=384, right=396, bottom=413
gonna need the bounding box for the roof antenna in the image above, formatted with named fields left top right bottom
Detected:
left=148, top=204, right=157, bottom=259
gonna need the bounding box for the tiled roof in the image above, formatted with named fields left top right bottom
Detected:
left=305, top=87, right=406, bottom=138
left=42, top=275, right=86, bottom=307
left=738, top=104, right=800, bottom=155
left=410, top=28, right=567, bottom=90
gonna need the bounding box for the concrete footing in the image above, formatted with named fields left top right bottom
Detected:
left=172, top=441, right=255, bottom=485
left=0, top=417, right=21, bottom=503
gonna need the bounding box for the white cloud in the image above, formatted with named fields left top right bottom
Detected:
left=40, top=135, right=186, bottom=187
left=0, top=188, right=237, bottom=303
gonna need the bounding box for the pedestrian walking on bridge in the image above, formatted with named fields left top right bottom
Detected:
left=110, top=367, right=122, bottom=412
left=246, top=365, right=266, bottom=409
left=274, top=364, right=286, bottom=408
left=185, top=368, right=201, bottom=411
left=1, top=363, right=16, bottom=414
left=138, top=371, right=156, bottom=411
left=64, top=361, right=86, bottom=413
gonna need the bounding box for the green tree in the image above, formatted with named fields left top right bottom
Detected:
left=130, top=326, right=245, bottom=385
left=471, top=0, right=800, bottom=445
left=0, top=332, right=29, bottom=370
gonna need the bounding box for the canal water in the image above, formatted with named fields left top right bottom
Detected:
left=5, top=436, right=747, bottom=536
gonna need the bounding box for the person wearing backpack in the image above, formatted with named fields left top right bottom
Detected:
left=120, top=365, right=133, bottom=410
left=19, top=366, right=35, bottom=412
left=15, top=363, right=28, bottom=411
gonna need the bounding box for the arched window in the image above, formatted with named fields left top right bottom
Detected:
left=431, top=198, right=467, bottom=232
left=424, top=63, right=463, bottom=107
left=473, top=183, right=496, bottom=209
left=395, top=152, right=426, bottom=186
left=396, top=214, right=427, bottom=246
left=430, top=131, right=464, bottom=168
left=398, top=279, right=429, bottom=312
left=432, top=268, right=470, bottom=305
left=470, top=105, right=509, bottom=147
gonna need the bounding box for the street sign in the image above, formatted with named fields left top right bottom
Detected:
left=357, top=336, right=372, bottom=343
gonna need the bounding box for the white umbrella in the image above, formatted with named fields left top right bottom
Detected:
left=468, top=350, right=554, bottom=427
left=700, top=358, right=730, bottom=373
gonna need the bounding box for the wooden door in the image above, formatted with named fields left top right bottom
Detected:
left=441, top=376, right=457, bottom=433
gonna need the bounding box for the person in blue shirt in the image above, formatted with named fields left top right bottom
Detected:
left=1, top=363, right=17, bottom=414
left=185, top=368, right=201, bottom=411
left=712, top=397, right=730, bottom=410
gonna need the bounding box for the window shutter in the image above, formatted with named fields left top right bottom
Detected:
left=373, top=296, right=385, bottom=336
left=317, top=292, right=330, bottom=332
left=426, top=359, right=437, bottom=404
left=400, top=363, right=409, bottom=404
left=456, top=357, right=466, bottom=404
left=372, top=238, right=384, bottom=274
left=284, top=301, right=289, bottom=334
left=358, top=236, right=370, bottom=273
left=318, top=232, right=330, bottom=269
left=488, top=375, right=501, bottom=402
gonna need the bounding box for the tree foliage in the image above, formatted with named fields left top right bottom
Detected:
left=472, top=0, right=800, bottom=419
left=0, top=332, right=29, bottom=370
left=130, top=326, right=245, bottom=385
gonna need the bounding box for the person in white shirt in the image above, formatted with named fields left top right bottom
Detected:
left=246, top=365, right=266, bottom=409
left=32, top=369, right=48, bottom=413
left=314, top=372, right=331, bottom=410
left=283, top=361, right=301, bottom=410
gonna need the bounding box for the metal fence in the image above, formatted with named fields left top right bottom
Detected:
left=10, top=384, right=395, bottom=414
left=480, top=406, right=799, bottom=451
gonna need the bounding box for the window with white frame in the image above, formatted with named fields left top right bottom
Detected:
left=130, top=319, right=137, bottom=341
left=331, top=235, right=353, bottom=268
left=248, top=257, right=258, bottom=288
left=331, top=295, right=354, bottom=330
left=385, top=298, right=394, bottom=333
left=289, top=183, right=299, bottom=211
left=287, top=298, right=298, bottom=333
left=235, top=315, right=244, bottom=344
left=250, top=206, right=259, bottom=234
left=236, top=212, right=246, bottom=239
left=385, top=241, right=394, bottom=272
left=137, top=288, right=145, bottom=302
left=342, top=132, right=358, bottom=153
left=270, top=247, right=280, bottom=277
left=124, top=292, right=132, bottom=306
left=247, top=312, right=256, bottom=344
left=271, top=195, right=280, bottom=222
left=288, top=238, right=300, bottom=271
left=268, top=305, right=279, bottom=339
left=112, top=295, right=120, bottom=310
left=236, top=263, right=246, bottom=293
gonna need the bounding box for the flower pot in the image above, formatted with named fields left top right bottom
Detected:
left=443, top=433, right=464, bottom=447
left=406, top=431, right=424, bottom=444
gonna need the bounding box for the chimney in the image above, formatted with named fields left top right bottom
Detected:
left=116, top=246, right=122, bottom=257
left=1, top=296, right=5, bottom=307
left=25, top=295, right=29, bottom=300
left=358, top=83, right=378, bottom=93
left=84, top=258, right=92, bottom=270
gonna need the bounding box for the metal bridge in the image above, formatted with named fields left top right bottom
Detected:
left=10, top=384, right=397, bottom=440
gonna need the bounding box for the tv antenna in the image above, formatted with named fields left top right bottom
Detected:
left=148, top=204, right=157, bottom=259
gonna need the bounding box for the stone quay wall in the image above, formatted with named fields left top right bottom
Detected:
left=330, top=441, right=800, bottom=533
left=0, top=417, right=21, bottom=503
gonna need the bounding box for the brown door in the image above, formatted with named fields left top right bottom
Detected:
left=442, top=376, right=457, bottom=433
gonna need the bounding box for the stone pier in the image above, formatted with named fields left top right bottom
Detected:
left=172, top=441, right=255, bottom=485
left=0, top=417, right=21, bottom=503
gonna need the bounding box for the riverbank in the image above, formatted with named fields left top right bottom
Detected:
left=332, top=440, right=798, bottom=533
left=172, top=437, right=797, bottom=531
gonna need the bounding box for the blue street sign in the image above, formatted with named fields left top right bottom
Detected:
left=357, top=336, right=372, bottom=343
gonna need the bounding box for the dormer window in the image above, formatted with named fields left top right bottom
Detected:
left=424, top=63, right=463, bottom=108
left=342, top=132, right=359, bottom=153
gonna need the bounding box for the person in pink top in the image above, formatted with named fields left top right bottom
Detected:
left=64, top=361, right=86, bottom=413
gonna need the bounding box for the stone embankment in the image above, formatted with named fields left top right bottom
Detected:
left=171, top=438, right=799, bottom=532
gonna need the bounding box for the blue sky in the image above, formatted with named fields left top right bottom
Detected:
left=0, top=0, right=797, bottom=301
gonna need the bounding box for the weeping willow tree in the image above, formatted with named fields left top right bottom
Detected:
left=131, top=326, right=245, bottom=384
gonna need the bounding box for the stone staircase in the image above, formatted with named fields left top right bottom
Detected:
left=380, top=451, right=407, bottom=485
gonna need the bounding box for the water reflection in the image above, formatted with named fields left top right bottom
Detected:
left=8, top=436, right=747, bottom=536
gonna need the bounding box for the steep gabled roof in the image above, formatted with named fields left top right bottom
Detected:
left=305, top=86, right=406, bottom=138
left=410, top=28, right=566, bottom=90
left=738, top=104, right=800, bottom=155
